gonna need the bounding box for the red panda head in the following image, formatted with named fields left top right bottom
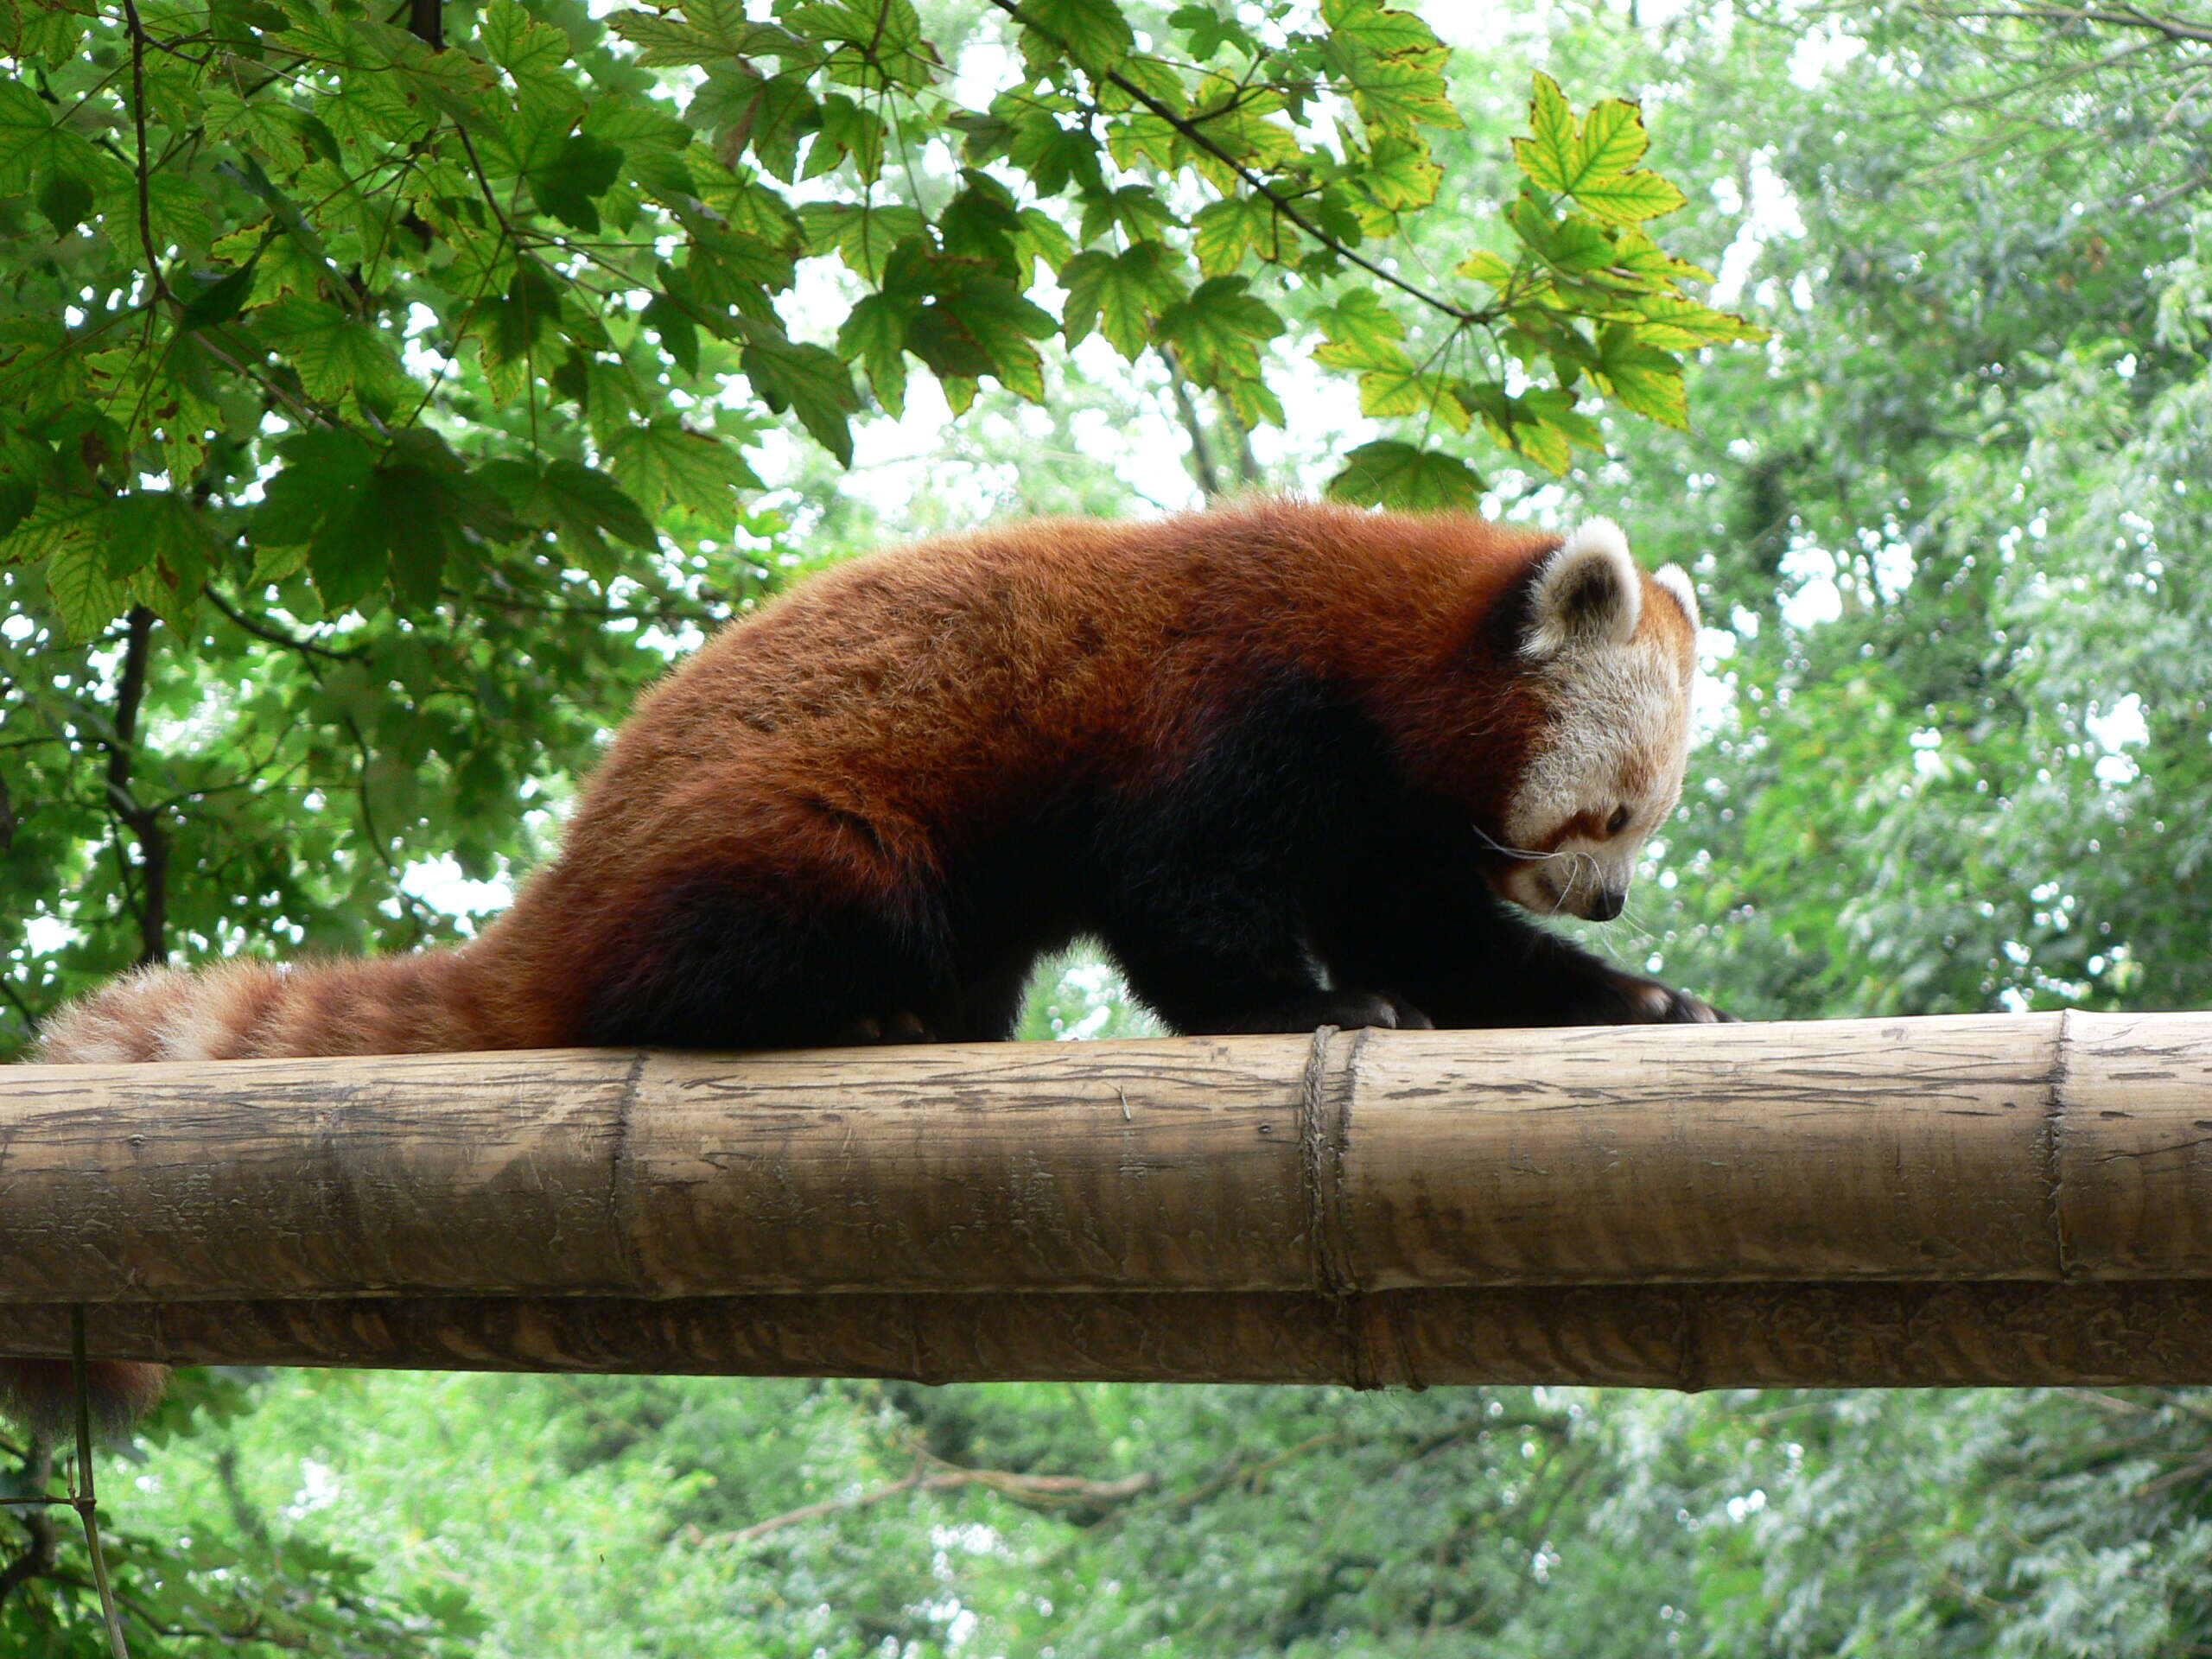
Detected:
left=1485, top=518, right=1701, bottom=923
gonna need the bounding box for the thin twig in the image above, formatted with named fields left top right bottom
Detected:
left=118, top=0, right=170, bottom=303
left=203, top=588, right=359, bottom=662
left=70, top=1309, right=130, bottom=1659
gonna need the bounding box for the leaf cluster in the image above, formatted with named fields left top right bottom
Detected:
left=0, top=0, right=1755, bottom=637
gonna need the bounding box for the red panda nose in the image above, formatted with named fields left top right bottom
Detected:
left=1586, top=890, right=1626, bottom=922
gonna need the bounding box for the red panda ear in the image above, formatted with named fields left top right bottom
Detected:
left=1522, top=519, right=1643, bottom=658
left=1653, top=563, right=1702, bottom=632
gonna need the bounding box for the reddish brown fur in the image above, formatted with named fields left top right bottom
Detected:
left=38, top=499, right=1580, bottom=1064
left=467, top=499, right=1569, bottom=1045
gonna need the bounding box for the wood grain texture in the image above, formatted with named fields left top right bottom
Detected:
left=2, top=1283, right=2210, bottom=1387
left=3, top=1013, right=2210, bottom=1310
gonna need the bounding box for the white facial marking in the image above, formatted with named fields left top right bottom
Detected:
left=1497, top=532, right=1696, bottom=922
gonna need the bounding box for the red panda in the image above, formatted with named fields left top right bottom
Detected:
left=16, top=499, right=1724, bottom=1422
left=40, top=499, right=1723, bottom=1065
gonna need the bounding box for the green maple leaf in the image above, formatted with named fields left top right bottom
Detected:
left=1594, top=327, right=1688, bottom=429
left=1060, top=244, right=1188, bottom=358
left=1019, top=0, right=1134, bottom=75
left=741, top=334, right=859, bottom=464
left=256, top=297, right=410, bottom=413
left=1325, top=439, right=1482, bottom=511
left=542, top=460, right=658, bottom=554
left=1156, top=276, right=1281, bottom=383
left=1310, top=288, right=1407, bottom=372
left=526, top=135, right=625, bottom=232
left=604, top=420, right=764, bottom=518
left=837, top=290, right=912, bottom=415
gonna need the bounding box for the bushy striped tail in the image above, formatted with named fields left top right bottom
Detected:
left=31, top=949, right=499, bottom=1064
left=16, top=947, right=518, bottom=1430
left=0, top=1358, right=168, bottom=1439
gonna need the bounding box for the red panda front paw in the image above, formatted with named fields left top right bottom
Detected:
left=1199, top=990, right=1435, bottom=1034
left=1614, top=976, right=1733, bottom=1024
left=833, top=1011, right=938, bottom=1045
left=1322, top=990, right=1435, bottom=1032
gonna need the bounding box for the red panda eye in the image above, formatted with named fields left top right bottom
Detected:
left=1605, top=805, right=1632, bottom=836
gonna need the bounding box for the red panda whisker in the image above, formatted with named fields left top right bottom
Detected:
left=1468, top=823, right=1550, bottom=861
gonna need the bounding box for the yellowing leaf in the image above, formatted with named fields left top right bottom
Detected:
left=1571, top=167, right=1688, bottom=226
left=1454, top=248, right=1517, bottom=286
left=1636, top=290, right=1770, bottom=346
left=1594, top=329, right=1688, bottom=429
left=1575, top=98, right=1649, bottom=176
left=1192, top=196, right=1282, bottom=277
left=1513, top=72, right=1579, bottom=194
left=1357, top=134, right=1442, bottom=213
left=1344, top=55, right=1462, bottom=138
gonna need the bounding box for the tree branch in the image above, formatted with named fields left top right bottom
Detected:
left=1158, top=344, right=1224, bottom=497
left=716, top=1457, right=1155, bottom=1547
left=103, top=606, right=168, bottom=968
left=1914, top=0, right=2212, bottom=46
left=1215, top=389, right=1263, bottom=488
left=204, top=587, right=359, bottom=663
left=405, top=0, right=442, bottom=49
left=0, top=975, right=39, bottom=1032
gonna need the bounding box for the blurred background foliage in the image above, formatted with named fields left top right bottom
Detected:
left=6, top=0, right=2212, bottom=1649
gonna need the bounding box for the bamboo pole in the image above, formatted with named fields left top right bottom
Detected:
left=1, top=1283, right=2209, bottom=1389
left=3, top=1011, right=2210, bottom=1387
left=5, top=1012, right=2209, bottom=1300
